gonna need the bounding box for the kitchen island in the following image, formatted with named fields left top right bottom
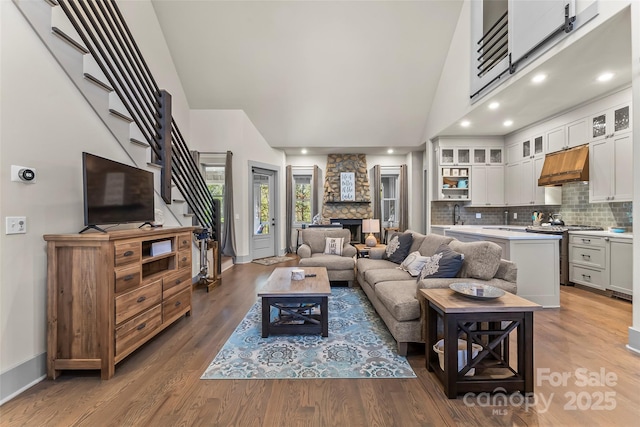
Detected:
left=444, top=227, right=561, bottom=308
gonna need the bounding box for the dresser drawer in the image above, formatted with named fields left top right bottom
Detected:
left=570, top=264, right=607, bottom=290
left=569, top=245, right=606, bottom=269
left=115, top=305, right=162, bottom=359
left=163, top=287, right=191, bottom=323
left=163, top=268, right=191, bottom=299
left=178, top=249, right=191, bottom=269
left=177, top=234, right=191, bottom=251
left=114, top=264, right=141, bottom=293
left=114, top=241, right=141, bottom=267
left=115, top=280, right=162, bottom=325
left=569, top=235, right=607, bottom=248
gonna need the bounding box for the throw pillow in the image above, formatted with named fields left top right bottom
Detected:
left=324, top=237, right=344, bottom=255
left=385, top=232, right=413, bottom=264
left=448, top=240, right=502, bottom=280
left=418, top=244, right=464, bottom=281
left=399, top=251, right=430, bottom=277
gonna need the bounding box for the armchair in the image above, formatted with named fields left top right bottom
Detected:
left=297, top=228, right=357, bottom=285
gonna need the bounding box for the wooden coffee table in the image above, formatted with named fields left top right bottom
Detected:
left=420, top=288, right=542, bottom=399
left=258, top=267, right=331, bottom=338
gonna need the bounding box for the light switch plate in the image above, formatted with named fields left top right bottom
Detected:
left=476, top=213, right=481, bottom=219
left=514, top=213, right=518, bottom=219
left=6, top=216, right=27, bottom=234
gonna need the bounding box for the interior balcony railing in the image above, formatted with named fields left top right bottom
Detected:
left=476, top=10, right=508, bottom=78
left=56, top=0, right=220, bottom=243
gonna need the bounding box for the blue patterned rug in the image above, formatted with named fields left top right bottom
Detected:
left=201, top=288, right=416, bottom=379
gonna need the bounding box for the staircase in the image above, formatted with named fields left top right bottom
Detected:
left=14, top=0, right=220, bottom=247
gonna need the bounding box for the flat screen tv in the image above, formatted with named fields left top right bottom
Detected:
left=82, top=152, right=155, bottom=233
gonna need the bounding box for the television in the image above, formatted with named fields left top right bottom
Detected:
left=82, top=152, right=155, bottom=232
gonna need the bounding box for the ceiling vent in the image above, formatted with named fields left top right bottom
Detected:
left=538, top=144, right=589, bottom=186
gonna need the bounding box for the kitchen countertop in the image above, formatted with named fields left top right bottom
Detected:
left=431, top=224, right=530, bottom=232
left=444, top=227, right=560, bottom=240
left=569, top=230, right=633, bottom=239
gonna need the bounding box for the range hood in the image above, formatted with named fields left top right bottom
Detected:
left=538, top=144, right=589, bottom=186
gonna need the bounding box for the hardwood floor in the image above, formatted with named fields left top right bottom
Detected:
left=1, top=258, right=638, bottom=426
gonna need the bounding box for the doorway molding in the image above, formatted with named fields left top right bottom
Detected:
left=248, top=161, right=281, bottom=260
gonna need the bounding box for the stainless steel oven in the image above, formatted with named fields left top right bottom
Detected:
left=525, top=225, right=603, bottom=286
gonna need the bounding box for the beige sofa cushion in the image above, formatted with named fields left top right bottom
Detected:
left=375, top=281, right=421, bottom=322
left=418, top=234, right=455, bottom=257
left=449, top=240, right=502, bottom=280
left=299, top=253, right=355, bottom=271
left=300, top=229, right=352, bottom=254
left=364, top=268, right=413, bottom=289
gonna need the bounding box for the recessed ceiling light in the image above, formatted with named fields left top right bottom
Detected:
left=597, top=72, right=614, bottom=82
left=503, top=120, right=513, bottom=127
left=301, top=149, right=307, bottom=154
left=531, top=73, right=547, bottom=83
left=488, top=102, right=500, bottom=110
left=387, top=149, right=394, bottom=154
left=460, top=120, right=471, bottom=127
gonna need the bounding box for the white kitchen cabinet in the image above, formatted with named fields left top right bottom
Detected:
left=589, top=132, right=633, bottom=203
left=504, top=155, right=560, bottom=206
left=546, top=126, right=565, bottom=153
left=472, top=148, right=503, bottom=165
left=440, top=147, right=471, bottom=165
left=545, top=118, right=588, bottom=153
left=609, top=238, right=633, bottom=296
left=471, top=165, right=504, bottom=206
left=569, top=233, right=633, bottom=297
left=569, top=234, right=609, bottom=291
left=589, top=103, right=632, bottom=141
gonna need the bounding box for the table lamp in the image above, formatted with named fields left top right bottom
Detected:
left=362, top=219, right=380, bottom=247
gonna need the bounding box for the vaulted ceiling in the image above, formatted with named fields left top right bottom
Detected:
left=151, top=1, right=631, bottom=155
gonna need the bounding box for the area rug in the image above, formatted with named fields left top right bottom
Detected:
left=201, top=288, right=416, bottom=379
left=251, top=256, right=295, bottom=266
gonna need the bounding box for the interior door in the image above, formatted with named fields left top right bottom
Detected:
left=252, top=168, right=276, bottom=259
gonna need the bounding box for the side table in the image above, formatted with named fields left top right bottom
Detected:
left=353, top=243, right=386, bottom=258
left=420, top=288, right=542, bottom=399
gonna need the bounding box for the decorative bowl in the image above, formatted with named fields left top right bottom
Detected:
left=449, top=283, right=505, bottom=300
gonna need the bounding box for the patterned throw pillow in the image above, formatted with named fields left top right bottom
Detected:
left=399, top=251, right=430, bottom=277
left=385, top=232, right=413, bottom=264
left=418, top=244, right=464, bottom=281
left=324, top=237, right=344, bottom=255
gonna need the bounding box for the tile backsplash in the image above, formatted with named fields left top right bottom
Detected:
left=431, top=182, right=632, bottom=230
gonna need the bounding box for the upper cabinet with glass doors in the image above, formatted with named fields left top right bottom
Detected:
left=589, top=103, right=632, bottom=142
left=440, top=147, right=471, bottom=165
left=472, top=148, right=503, bottom=165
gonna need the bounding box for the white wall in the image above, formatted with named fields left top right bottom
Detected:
left=189, top=110, right=286, bottom=262
left=0, top=0, right=169, bottom=394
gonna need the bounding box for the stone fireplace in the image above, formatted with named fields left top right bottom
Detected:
left=322, top=154, right=373, bottom=222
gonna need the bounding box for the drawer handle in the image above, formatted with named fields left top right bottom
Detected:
left=137, top=323, right=146, bottom=331
left=182, top=240, right=187, bottom=245
left=582, top=254, right=591, bottom=259
left=182, top=257, right=187, bottom=262
left=175, top=279, right=182, bottom=285
left=174, top=301, right=182, bottom=307
left=582, top=239, right=591, bottom=243
left=582, top=274, right=591, bottom=280
left=123, top=250, right=134, bottom=257
left=136, top=296, right=146, bottom=303
left=123, top=275, right=134, bottom=281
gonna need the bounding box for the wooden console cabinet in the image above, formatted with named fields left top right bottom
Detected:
left=44, top=226, right=195, bottom=379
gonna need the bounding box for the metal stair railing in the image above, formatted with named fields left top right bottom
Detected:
left=56, top=0, right=219, bottom=238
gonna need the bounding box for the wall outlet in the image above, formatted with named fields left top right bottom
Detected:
left=6, top=216, right=27, bottom=234
left=513, top=213, right=518, bottom=219
left=476, top=213, right=481, bottom=219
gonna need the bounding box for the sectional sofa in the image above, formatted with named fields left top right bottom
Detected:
left=356, top=231, right=518, bottom=355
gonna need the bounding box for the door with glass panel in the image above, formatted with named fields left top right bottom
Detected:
left=252, top=168, right=276, bottom=259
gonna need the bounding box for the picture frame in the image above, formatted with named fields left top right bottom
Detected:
left=451, top=169, right=459, bottom=177
left=442, top=168, right=451, bottom=176
left=460, top=169, right=467, bottom=177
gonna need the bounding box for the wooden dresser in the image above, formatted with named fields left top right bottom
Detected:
left=44, top=226, right=195, bottom=379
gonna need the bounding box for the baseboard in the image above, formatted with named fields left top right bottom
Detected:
left=0, top=353, right=47, bottom=405
left=627, top=326, right=640, bottom=354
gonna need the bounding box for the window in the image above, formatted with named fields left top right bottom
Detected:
left=293, top=174, right=312, bottom=224
left=381, top=174, right=399, bottom=227
left=204, top=165, right=225, bottom=223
